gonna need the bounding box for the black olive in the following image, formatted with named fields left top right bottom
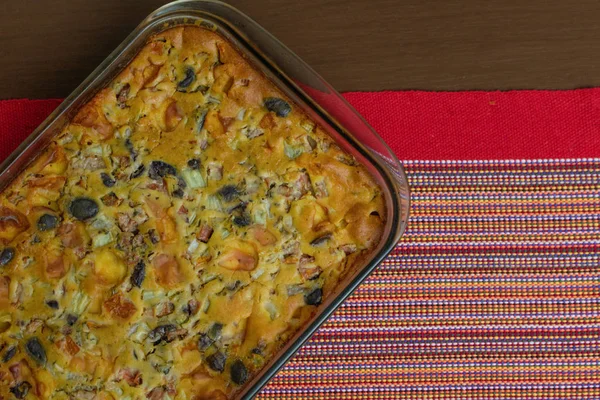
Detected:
left=264, top=97, right=291, bottom=117
left=0, top=247, right=15, bottom=267
left=250, top=347, right=262, bottom=355
left=45, top=300, right=59, bottom=309
left=310, top=234, right=332, bottom=247
left=125, top=138, right=137, bottom=160
left=130, top=164, right=146, bottom=179
left=217, top=185, right=241, bottom=202
left=148, top=229, right=160, bottom=244
left=148, top=161, right=177, bottom=180
left=100, top=172, right=116, bottom=187
left=148, top=324, right=177, bottom=344
left=197, top=333, right=213, bottom=351
left=187, top=159, right=201, bottom=170
left=172, top=189, right=184, bottom=199
left=69, top=198, right=99, bottom=221
left=208, top=323, right=223, bottom=340
left=66, top=314, right=78, bottom=326
left=2, top=345, right=16, bottom=363
left=130, top=261, right=145, bottom=288
left=178, top=67, right=195, bottom=89
left=37, top=214, right=58, bottom=231
left=206, top=351, right=226, bottom=372
left=304, top=288, right=323, bottom=306
left=232, top=213, right=251, bottom=227
left=194, top=108, right=208, bottom=132
left=10, top=381, right=32, bottom=399
left=230, top=359, right=248, bottom=385
left=25, top=337, right=46, bottom=365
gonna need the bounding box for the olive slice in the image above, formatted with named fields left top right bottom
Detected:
left=37, top=214, right=58, bottom=231
left=25, top=337, right=46, bottom=366
left=69, top=198, right=99, bottom=221
left=0, top=248, right=15, bottom=267
left=230, top=359, right=248, bottom=385
left=264, top=97, right=291, bottom=117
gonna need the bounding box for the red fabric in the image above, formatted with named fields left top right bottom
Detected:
left=2, top=90, right=600, bottom=160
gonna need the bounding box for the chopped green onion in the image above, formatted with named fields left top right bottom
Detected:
left=181, top=169, right=207, bottom=189
left=187, top=239, right=199, bottom=254
left=236, top=108, right=246, bottom=120
left=264, top=302, right=279, bottom=320
left=87, top=145, right=103, bottom=155
left=142, top=291, right=160, bottom=301
left=92, top=232, right=112, bottom=248
left=129, top=322, right=150, bottom=343
left=253, top=206, right=267, bottom=225
left=71, top=292, right=90, bottom=315
left=205, top=195, right=222, bottom=211
left=284, top=141, right=303, bottom=160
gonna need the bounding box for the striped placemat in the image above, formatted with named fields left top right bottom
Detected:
left=258, top=159, right=600, bottom=400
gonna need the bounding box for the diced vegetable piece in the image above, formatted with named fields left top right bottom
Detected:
left=147, top=324, right=177, bottom=344
left=93, top=232, right=113, bottom=248
left=205, top=195, right=222, bottom=211
left=153, top=254, right=183, bottom=288
left=56, top=336, right=80, bottom=356
left=103, top=292, right=137, bottom=320
left=207, top=162, right=223, bottom=181
left=181, top=169, right=207, bottom=189
left=154, top=301, right=174, bottom=317
left=250, top=226, right=276, bottom=246
left=284, top=141, right=303, bottom=160
left=129, top=322, right=150, bottom=343
left=71, top=292, right=91, bottom=314
left=218, top=241, right=257, bottom=271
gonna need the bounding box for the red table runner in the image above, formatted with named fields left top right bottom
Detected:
left=1, top=92, right=599, bottom=399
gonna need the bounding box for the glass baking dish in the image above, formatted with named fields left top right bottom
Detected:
left=0, top=1, right=410, bottom=398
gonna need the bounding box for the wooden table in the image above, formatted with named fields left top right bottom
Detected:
left=2, top=0, right=600, bottom=99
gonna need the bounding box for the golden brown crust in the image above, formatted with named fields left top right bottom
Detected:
left=0, top=26, right=385, bottom=399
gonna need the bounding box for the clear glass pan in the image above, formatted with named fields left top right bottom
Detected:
left=0, top=1, right=410, bottom=398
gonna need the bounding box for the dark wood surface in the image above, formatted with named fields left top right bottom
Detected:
left=2, top=0, right=600, bottom=99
